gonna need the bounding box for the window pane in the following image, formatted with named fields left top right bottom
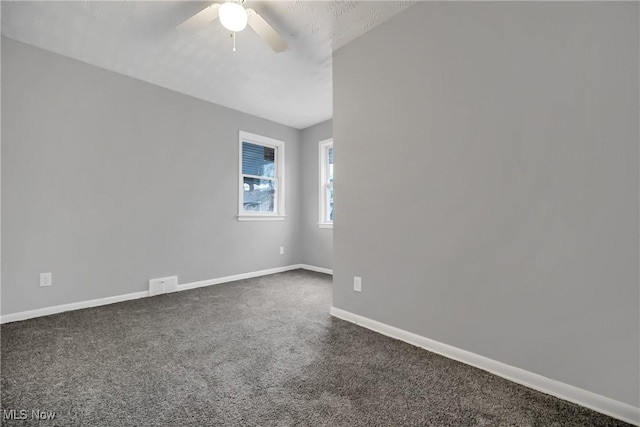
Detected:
left=242, top=142, right=275, bottom=177
left=243, top=177, right=276, bottom=212
left=327, top=185, right=334, bottom=221
left=328, top=147, right=334, bottom=181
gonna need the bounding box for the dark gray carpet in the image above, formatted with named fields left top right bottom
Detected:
left=1, top=269, right=632, bottom=426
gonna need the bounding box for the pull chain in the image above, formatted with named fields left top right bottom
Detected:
left=232, top=31, right=236, bottom=52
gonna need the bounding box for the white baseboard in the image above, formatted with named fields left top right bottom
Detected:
left=297, top=264, right=333, bottom=275
left=177, top=265, right=301, bottom=291
left=1, top=291, right=149, bottom=324
left=1, top=264, right=320, bottom=324
left=330, top=306, right=640, bottom=426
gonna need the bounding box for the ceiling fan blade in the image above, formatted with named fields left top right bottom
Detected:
left=247, top=9, right=288, bottom=53
left=177, top=3, right=220, bottom=33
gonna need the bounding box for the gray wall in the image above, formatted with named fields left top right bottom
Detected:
left=333, top=2, right=638, bottom=406
left=301, top=120, right=333, bottom=270
left=2, top=38, right=302, bottom=314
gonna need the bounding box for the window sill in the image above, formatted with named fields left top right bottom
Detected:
left=318, top=223, right=333, bottom=229
left=238, top=215, right=286, bottom=222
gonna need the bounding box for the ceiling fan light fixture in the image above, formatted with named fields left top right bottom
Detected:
left=219, top=2, right=248, bottom=32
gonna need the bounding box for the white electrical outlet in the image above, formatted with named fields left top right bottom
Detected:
left=149, top=276, right=178, bottom=296
left=280, top=246, right=285, bottom=255
left=353, top=276, right=362, bottom=292
left=40, top=272, right=52, bottom=287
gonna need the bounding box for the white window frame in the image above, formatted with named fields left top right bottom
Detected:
left=238, top=131, right=285, bottom=221
left=318, top=138, right=333, bottom=228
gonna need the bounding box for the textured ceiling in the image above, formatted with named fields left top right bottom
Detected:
left=1, top=1, right=414, bottom=129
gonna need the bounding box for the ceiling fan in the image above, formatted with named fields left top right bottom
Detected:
left=177, top=0, right=288, bottom=53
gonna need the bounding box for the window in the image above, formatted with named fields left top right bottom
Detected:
left=238, top=131, right=285, bottom=221
left=319, top=138, right=333, bottom=228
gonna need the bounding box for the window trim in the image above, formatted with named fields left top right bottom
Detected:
left=318, top=138, right=333, bottom=228
left=238, top=131, right=285, bottom=221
